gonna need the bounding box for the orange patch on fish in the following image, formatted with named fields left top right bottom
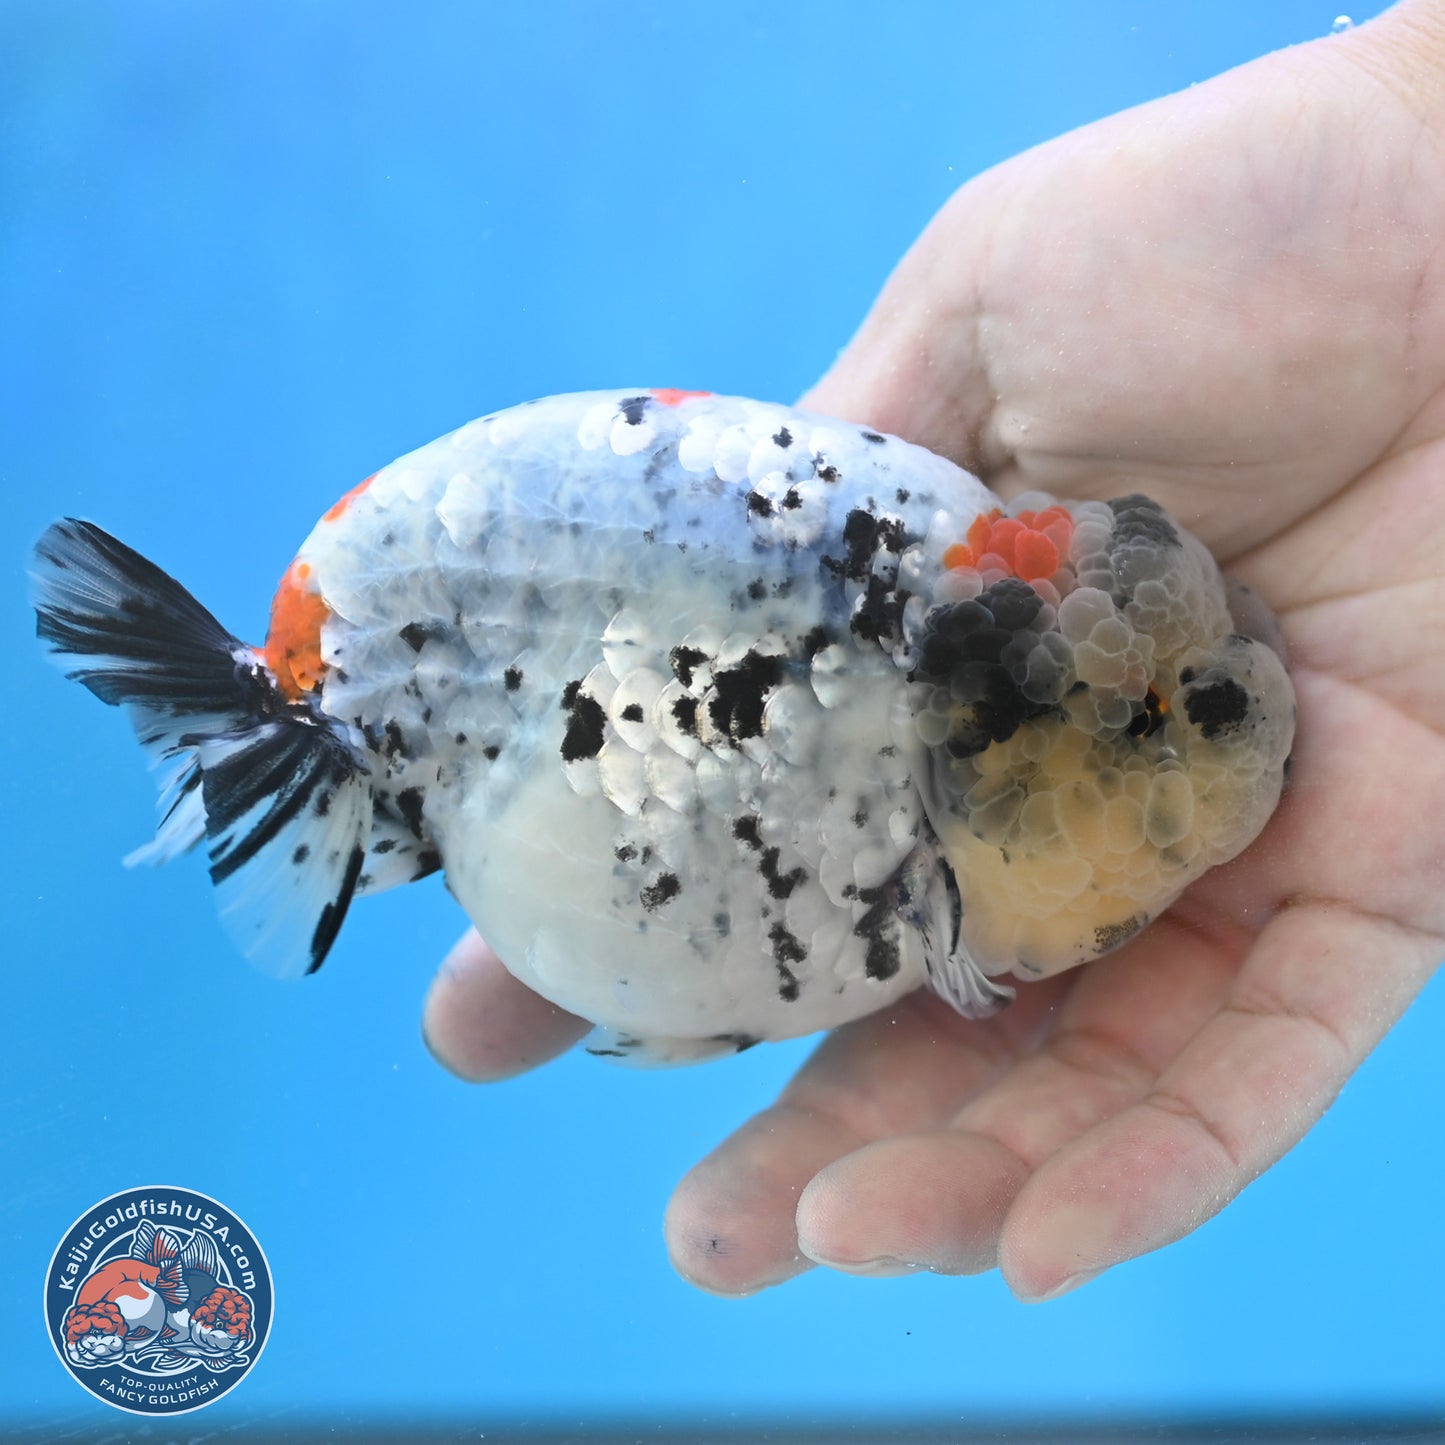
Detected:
left=323, top=473, right=375, bottom=523
left=944, top=505, right=1073, bottom=583
left=265, top=559, right=330, bottom=698
left=650, top=388, right=712, bottom=407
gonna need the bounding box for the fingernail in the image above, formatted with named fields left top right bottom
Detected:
left=1015, top=1267, right=1102, bottom=1304
left=800, top=1249, right=922, bottom=1278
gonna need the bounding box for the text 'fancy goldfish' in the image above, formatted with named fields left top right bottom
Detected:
left=32, top=390, right=1294, bottom=1064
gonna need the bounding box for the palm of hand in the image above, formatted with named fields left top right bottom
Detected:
left=426, top=16, right=1445, bottom=1300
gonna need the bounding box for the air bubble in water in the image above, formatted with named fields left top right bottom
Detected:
left=1331, top=14, right=1354, bottom=33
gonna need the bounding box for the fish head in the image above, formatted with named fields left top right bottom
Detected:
left=902, top=493, right=1295, bottom=982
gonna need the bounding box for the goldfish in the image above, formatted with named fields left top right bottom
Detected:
left=62, top=1221, right=250, bottom=1368
left=32, top=389, right=1294, bottom=1064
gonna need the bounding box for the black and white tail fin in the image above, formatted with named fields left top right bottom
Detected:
left=31, top=518, right=373, bottom=977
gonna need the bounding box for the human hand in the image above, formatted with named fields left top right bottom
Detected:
left=423, top=0, right=1445, bottom=1300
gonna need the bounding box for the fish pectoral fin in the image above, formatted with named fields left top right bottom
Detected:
left=926, top=946, right=1016, bottom=1019
left=904, top=841, right=1016, bottom=1020
left=198, top=719, right=372, bottom=978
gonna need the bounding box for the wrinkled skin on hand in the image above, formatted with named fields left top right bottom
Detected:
left=424, top=1, right=1445, bottom=1300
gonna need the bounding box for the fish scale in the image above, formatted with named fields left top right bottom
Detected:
left=31, top=388, right=1295, bottom=1065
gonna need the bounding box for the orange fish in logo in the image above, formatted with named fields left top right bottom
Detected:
left=63, top=1222, right=251, bottom=1368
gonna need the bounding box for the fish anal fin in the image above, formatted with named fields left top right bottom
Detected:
left=199, top=719, right=372, bottom=978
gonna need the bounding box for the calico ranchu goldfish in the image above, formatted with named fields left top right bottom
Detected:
left=32, top=389, right=1294, bottom=1063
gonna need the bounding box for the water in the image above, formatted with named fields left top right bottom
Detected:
left=3, top=0, right=1440, bottom=1437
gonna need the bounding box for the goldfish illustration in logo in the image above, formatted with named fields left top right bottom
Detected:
left=63, top=1220, right=253, bottom=1372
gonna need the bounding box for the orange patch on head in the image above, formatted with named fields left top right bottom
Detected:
left=944, top=505, right=1073, bottom=584
left=649, top=388, right=712, bottom=407
left=323, top=473, right=375, bottom=523
left=265, top=559, right=331, bottom=699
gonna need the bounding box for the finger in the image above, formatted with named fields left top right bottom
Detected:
left=665, top=982, right=1062, bottom=1296
left=794, top=906, right=1241, bottom=1277
left=998, top=900, right=1442, bottom=1301
left=422, top=928, right=591, bottom=1082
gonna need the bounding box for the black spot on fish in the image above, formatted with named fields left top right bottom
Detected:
left=504, top=666, right=523, bottom=691
left=561, top=679, right=581, bottom=708
left=397, top=786, right=426, bottom=839
left=850, top=574, right=911, bottom=644
left=1094, top=916, right=1143, bottom=953
left=802, top=625, right=830, bottom=657
left=412, top=848, right=441, bottom=881
left=746, top=578, right=767, bottom=602
left=640, top=873, right=681, bottom=911
left=614, top=843, right=637, bottom=863
left=399, top=621, right=441, bottom=653
left=853, top=885, right=902, bottom=980
left=454, top=732, right=468, bottom=745
left=782, top=488, right=802, bottom=510
left=560, top=686, right=608, bottom=762
left=708, top=649, right=783, bottom=741
left=1183, top=676, right=1251, bottom=740
left=619, top=395, right=649, bottom=425
left=815, top=456, right=839, bottom=483
left=642, top=528, right=656, bottom=544
left=669, top=646, right=707, bottom=688
left=315, top=789, right=333, bottom=817
left=746, top=491, right=774, bottom=518
left=292, top=844, right=310, bottom=864
left=374, top=838, right=396, bottom=855
left=733, top=815, right=763, bottom=850
left=895, top=488, right=911, bottom=504
left=913, top=584, right=1053, bottom=758
left=671, top=694, right=698, bottom=736
left=824, top=508, right=908, bottom=585
left=861, top=430, right=886, bottom=444
left=759, top=845, right=806, bottom=900
left=483, top=744, right=500, bottom=760
left=384, top=720, right=408, bottom=760
left=621, top=703, right=644, bottom=723
left=773, top=426, right=793, bottom=448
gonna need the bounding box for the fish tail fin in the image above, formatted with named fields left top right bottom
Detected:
left=31, top=518, right=373, bottom=976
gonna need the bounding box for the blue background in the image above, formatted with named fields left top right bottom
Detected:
left=3, top=0, right=1441, bottom=1434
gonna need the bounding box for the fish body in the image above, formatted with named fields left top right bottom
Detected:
left=33, top=389, right=1294, bottom=1064
left=63, top=1221, right=243, bottom=1367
